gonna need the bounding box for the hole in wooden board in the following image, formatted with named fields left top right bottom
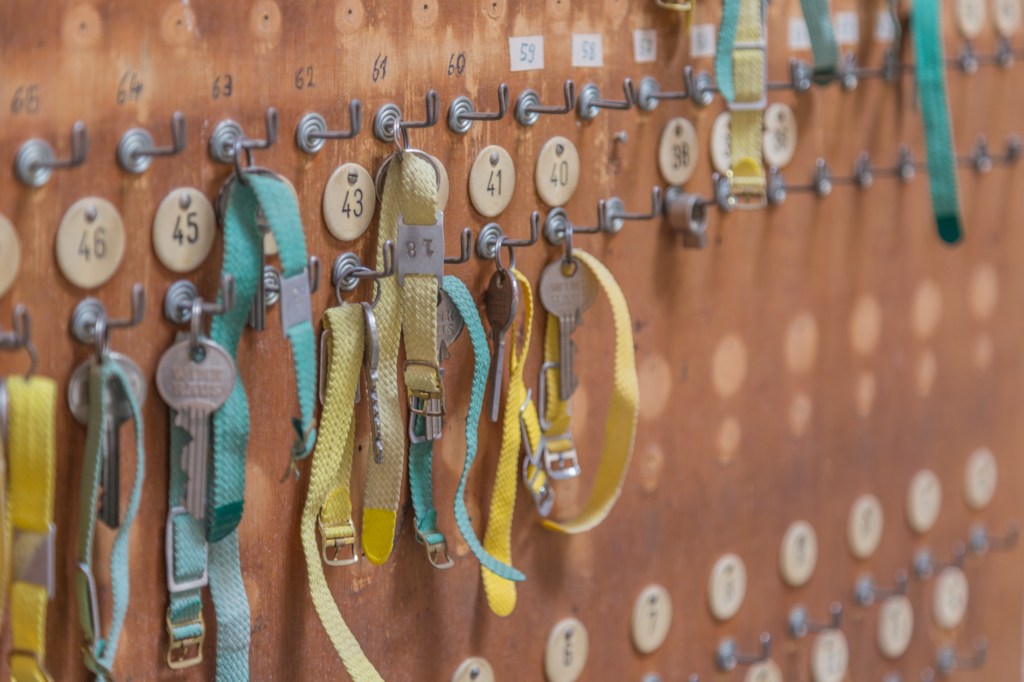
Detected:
left=63, top=4, right=103, bottom=48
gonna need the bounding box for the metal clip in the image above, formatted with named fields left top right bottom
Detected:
left=853, top=569, right=909, bottom=606
left=164, top=507, right=209, bottom=593
left=448, top=83, right=509, bottom=134
left=117, top=111, right=186, bottom=174
left=416, top=531, right=454, bottom=569
left=11, top=524, right=55, bottom=598
left=295, top=99, right=362, bottom=154
left=716, top=632, right=772, bottom=672
left=968, top=520, right=1019, bottom=555
left=70, top=283, right=146, bottom=360
left=0, top=305, right=38, bottom=378
left=15, top=121, right=89, bottom=187
left=519, top=391, right=556, bottom=516
left=165, top=608, right=205, bottom=669
left=577, top=78, right=636, bottom=120
left=932, top=637, right=987, bottom=677
left=373, top=90, right=439, bottom=144
left=515, top=80, right=576, bottom=126
left=788, top=602, right=842, bottom=639
left=598, top=187, right=663, bottom=233
left=913, top=541, right=966, bottom=579
left=664, top=187, right=710, bottom=248
left=75, top=561, right=102, bottom=646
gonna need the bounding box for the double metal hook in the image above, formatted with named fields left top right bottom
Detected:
left=716, top=632, right=771, bottom=672
left=295, top=99, right=363, bottom=154
left=475, top=211, right=542, bottom=274
left=331, top=241, right=396, bottom=303
left=373, top=90, right=439, bottom=146
left=577, top=78, right=636, bottom=120
left=448, top=84, right=509, bottom=134
left=70, top=284, right=146, bottom=360
left=163, top=276, right=236, bottom=359
left=15, top=121, right=89, bottom=187
left=117, top=112, right=187, bottom=174
left=515, top=80, right=577, bottom=126
left=208, top=109, right=279, bottom=185
left=0, top=305, right=38, bottom=378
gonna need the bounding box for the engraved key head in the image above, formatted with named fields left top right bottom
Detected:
left=437, top=289, right=465, bottom=359
left=485, top=269, right=519, bottom=333
left=156, top=338, right=236, bottom=413
left=538, top=260, right=597, bottom=317
left=67, top=352, right=148, bottom=424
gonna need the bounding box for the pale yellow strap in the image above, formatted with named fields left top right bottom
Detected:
left=730, top=0, right=767, bottom=198
left=300, top=304, right=382, bottom=681
left=7, top=376, right=57, bottom=682
left=365, top=152, right=439, bottom=564
left=541, top=251, right=639, bottom=534
left=481, top=269, right=533, bottom=617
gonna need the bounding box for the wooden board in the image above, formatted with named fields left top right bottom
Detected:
left=0, top=0, right=1021, bottom=679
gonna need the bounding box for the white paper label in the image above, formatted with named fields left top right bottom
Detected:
left=572, top=33, right=604, bottom=67
left=633, top=29, right=657, bottom=63
left=788, top=17, right=812, bottom=50
left=835, top=11, right=860, bottom=44
left=874, top=10, right=896, bottom=42
left=690, top=23, right=716, bottom=58
left=509, top=36, right=544, bottom=72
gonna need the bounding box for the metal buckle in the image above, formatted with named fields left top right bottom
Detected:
left=405, top=360, right=445, bottom=415
left=164, top=507, right=209, bottom=594
left=537, top=361, right=570, bottom=432
left=317, top=514, right=359, bottom=567
left=75, top=561, right=101, bottom=644
left=12, top=523, right=55, bottom=598
left=542, top=434, right=581, bottom=480
left=416, top=531, right=454, bottom=569
left=519, top=390, right=556, bottom=516
left=165, top=608, right=205, bottom=669
left=279, top=267, right=313, bottom=332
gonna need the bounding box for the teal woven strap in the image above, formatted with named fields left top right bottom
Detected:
left=914, top=0, right=963, bottom=244
left=209, top=532, right=250, bottom=681
left=166, top=418, right=207, bottom=646
left=800, top=0, right=839, bottom=82
left=446, top=276, right=524, bottom=582
left=409, top=417, right=445, bottom=546
left=714, top=0, right=742, bottom=103
left=75, top=359, right=146, bottom=680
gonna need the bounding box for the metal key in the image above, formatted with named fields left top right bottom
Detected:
left=423, top=291, right=464, bottom=440
left=485, top=270, right=518, bottom=422
left=539, top=260, right=597, bottom=401
left=156, top=336, right=236, bottom=521
left=360, top=302, right=386, bottom=464
left=68, top=353, right=148, bottom=529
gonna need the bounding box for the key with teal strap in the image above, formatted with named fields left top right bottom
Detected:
left=914, top=0, right=964, bottom=244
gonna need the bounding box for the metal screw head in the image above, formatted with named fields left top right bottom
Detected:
left=209, top=119, right=243, bottom=164
left=117, top=128, right=155, bottom=174
left=296, top=112, right=328, bottom=154
left=14, top=139, right=55, bottom=187
left=447, top=96, right=474, bottom=134
left=636, top=77, right=660, bottom=112
left=515, top=89, right=541, bottom=126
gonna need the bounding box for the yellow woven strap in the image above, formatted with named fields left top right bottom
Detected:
left=730, top=0, right=767, bottom=200
left=542, top=251, right=639, bottom=534
left=0, top=383, right=8, bottom=630
left=364, top=152, right=439, bottom=564
left=7, top=376, right=57, bottom=682
left=481, top=268, right=533, bottom=617
left=300, top=304, right=382, bottom=680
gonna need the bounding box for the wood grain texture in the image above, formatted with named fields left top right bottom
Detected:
left=0, top=0, right=1021, bottom=680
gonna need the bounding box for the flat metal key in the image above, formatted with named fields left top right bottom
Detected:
left=424, top=290, right=464, bottom=440
left=539, top=261, right=597, bottom=401
left=157, top=336, right=236, bottom=521
left=485, top=270, right=518, bottom=422
left=360, top=302, right=385, bottom=463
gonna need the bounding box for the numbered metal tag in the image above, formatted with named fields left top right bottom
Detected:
left=396, top=212, right=444, bottom=286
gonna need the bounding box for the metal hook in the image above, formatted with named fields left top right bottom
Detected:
left=766, top=59, right=814, bottom=93
left=543, top=208, right=602, bottom=251
left=444, top=227, right=473, bottom=265
left=968, top=520, right=1020, bottom=555
left=913, top=541, right=967, bottom=579
left=117, top=112, right=186, bottom=174
left=683, top=66, right=716, bottom=108
left=664, top=187, right=710, bottom=248
left=163, top=276, right=236, bottom=358
left=515, top=80, right=576, bottom=126
left=15, top=121, right=89, bottom=187
left=957, top=41, right=980, bottom=75
left=209, top=108, right=278, bottom=167
left=635, top=75, right=688, bottom=111
left=789, top=602, right=843, bottom=639
left=295, top=99, right=363, bottom=154
left=933, top=637, right=987, bottom=677
left=447, top=83, right=510, bottom=134
left=853, top=569, right=909, bottom=607
left=70, top=284, right=146, bottom=360
left=599, top=187, right=663, bottom=233
left=0, top=305, right=38, bottom=378
left=828, top=152, right=875, bottom=190
left=767, top=158, right=835, bottom=205
left=331, top=241, right=395, bottom=301
left=998, top=135, right=1022, bottom=165
left=716, top=632, right=771, bottom=672
left=373, top=90, right=440, bottom=144
left=577, top=78, right=636, bottom=120
left=475, top=211, right=542, bottom=261
left=958, top=136, right=994, bottom=173
left=869, top=146, right=918, bottom=183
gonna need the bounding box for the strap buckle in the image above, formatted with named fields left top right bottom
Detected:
left=541, top=433, right=581, bottom=480
left=164, top=507, right=209, bottom=593
left=12, top=523, right=55, bottom=598
left=415, top=530, right=454, bottom=569
left=520, top=393, right=556, bottom=517
left=317, top=514, right=359, bottom=567
left=165, top=608, right=205, bottom=669
left=75, top=561, right=101, bottom=647
left=406, top=360, right=445, bottom=441
left=727, top=38, right=768, bottom=112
